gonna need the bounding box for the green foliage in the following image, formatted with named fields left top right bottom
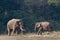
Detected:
left=0, top=0, right=60, bottom=33
left=48, top=0, right=60, bottom=6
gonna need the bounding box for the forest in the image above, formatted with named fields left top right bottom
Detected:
left=0, top=0, right=60, bottom=34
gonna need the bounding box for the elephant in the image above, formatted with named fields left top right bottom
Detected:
left=34, top=22, right=52, bottom=35
left=7, top=18, right=25, bottom=36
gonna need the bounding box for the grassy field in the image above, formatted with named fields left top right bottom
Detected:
left=0, top=31, right=60, bottom=40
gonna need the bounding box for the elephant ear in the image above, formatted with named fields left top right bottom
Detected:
left=15, top=21, right=20, bottom=27
left=16, top=21, right=22, bottom=26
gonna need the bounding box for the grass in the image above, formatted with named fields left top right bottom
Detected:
left=0, top=31, right=60, bottom=40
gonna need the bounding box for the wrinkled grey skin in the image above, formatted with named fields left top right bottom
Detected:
left=34, top=22, right=51, bottom=35
left=7, top=19, right=24, bottom=36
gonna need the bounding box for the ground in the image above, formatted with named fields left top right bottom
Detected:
left=0, top=31, right=60, bottom=40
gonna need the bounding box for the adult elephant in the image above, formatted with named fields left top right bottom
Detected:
left=34, top=22, right=52, bottom=35
left=7, top=18, right=25, bottom=36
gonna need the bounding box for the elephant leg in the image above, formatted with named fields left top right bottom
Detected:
left=15, top=29, right=18, bottom=35
left=7, top=28, right=10, bottom=36
left=20, top=27, right=24, bottom=34
left=11, top=27, right=15, bottom=35
left=47, top=26, right=51, bottom=34
left=37, top=27, right=43, bottom=35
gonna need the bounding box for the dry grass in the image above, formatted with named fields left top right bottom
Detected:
left=0, top=31, right=60, bottom=40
